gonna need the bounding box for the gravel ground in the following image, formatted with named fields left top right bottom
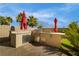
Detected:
left=0, top=41, right=66, bottom=56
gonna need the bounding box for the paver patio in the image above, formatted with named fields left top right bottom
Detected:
left=0, top=40, right=66, bottom=56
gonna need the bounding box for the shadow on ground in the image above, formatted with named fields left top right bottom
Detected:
left=29, top=41, right=64, bottom=56
left=43, top=46, right=63, bottom=55
left=29, top=41, right=43, bottom=46
left=0, top=37, right=11, bottom=47
left=0, top=37, right=66, bottom=56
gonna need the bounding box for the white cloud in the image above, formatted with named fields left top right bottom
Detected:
left=26, top=8, right=55, bottom=18
left=0, top=3, right=79, bottom=27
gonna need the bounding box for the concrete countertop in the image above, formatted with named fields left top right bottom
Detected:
left=38, top=32, right=65, bottom=35
left=11, top=30, right=27, bottom=34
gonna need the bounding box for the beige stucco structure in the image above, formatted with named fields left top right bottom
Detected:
left=0, top=25, right=65, bottom=48
left=31, top=30, right=65, bottom=48
left=10, top=30, right=32, bottom=48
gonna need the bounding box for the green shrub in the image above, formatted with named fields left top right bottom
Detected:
left=60, top=22, right=79, bottom=56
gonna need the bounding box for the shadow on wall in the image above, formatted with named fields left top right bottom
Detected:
left=0, top=37, right=11, bottom=47
left=0, top=37, right=9, bottom=43
left=22, top=35, right=32, bottom=44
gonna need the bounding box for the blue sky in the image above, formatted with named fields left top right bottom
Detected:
left=0, top=3, right=79, bottom=28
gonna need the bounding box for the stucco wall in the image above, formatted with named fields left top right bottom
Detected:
left=31, top=28, right=64, bottom=47
left=0, top=25, right=10, bottom=38
left=0, top=25, right=10, bottom=42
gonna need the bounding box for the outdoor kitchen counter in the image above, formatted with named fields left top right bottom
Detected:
left=32, top=31, right=65, bottom=48
left=11, top=30, right=31, bottom=48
